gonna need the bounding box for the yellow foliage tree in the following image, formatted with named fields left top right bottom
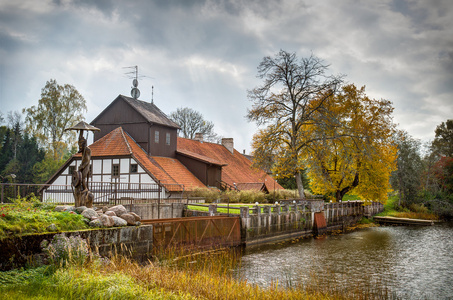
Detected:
left=306, top=84, right=397, bottom=202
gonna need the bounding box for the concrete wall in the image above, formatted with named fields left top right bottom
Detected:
left=239, top=204, right=314, bottom=246
left=124, top=203, right=185, bottom=219
left=0, top=225, right=153, bottom=271
left=193, top=200, right=384, bottom=246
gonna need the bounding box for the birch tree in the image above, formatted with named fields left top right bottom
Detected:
left=23, top=79, right=86, bottom=160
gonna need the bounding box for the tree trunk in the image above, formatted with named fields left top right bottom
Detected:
left=335, top=171, right=360, bottom=202
left=295, top=171, right=306, bottom=199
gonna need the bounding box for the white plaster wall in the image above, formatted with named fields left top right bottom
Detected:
left=92, top=160, right=102, bottom=174
left=103, top=159, right=112, bottom=173
left=129, top=174, right=140, bottom=183
left=120, top=158, right=129, bottom=173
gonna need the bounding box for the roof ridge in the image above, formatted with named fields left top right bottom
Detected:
left=119, top=128, right=133, bottom=155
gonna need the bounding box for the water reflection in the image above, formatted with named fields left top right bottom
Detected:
left=237, top=223, right=453, bottom=299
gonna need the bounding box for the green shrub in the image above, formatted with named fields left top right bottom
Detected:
left=188, top=188, right=221, bottom=203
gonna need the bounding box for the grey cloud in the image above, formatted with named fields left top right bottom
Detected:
left=0, top=0, right=452, bottom=152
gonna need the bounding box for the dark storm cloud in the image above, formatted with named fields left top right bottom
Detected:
left=0, top=0, right=452, bottom=151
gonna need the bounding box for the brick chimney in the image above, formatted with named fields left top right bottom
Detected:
left=221, top=138, right=234, bottom=154
left=194, top=133, right=204, bottom=142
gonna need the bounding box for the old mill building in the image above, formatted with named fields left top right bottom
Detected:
left=42, top=94, right=283, bottom=202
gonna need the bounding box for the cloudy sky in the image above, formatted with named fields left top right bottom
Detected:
left=1, top=0, right=452, bottom=153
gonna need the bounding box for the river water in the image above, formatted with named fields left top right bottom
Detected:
left=237, top=223, right=453, bottom=299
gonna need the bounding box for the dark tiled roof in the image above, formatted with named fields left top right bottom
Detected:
left=120, top=95, right=180, bottom=129
left=91, top=95, right=180, bottom=129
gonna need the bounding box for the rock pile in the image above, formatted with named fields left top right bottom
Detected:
left=54, top=205, right=141, bottom=228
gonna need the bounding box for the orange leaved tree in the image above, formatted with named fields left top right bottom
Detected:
left=306, top=84, right=397, bottom=202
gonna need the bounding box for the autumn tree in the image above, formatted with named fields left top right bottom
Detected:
left=169, top=107, right=218, bottom=142
left=306, top=84, right=397, bottom=202
left=23, top=79, right=87, bottom=160
left=247, top=50, right=343, bottom=198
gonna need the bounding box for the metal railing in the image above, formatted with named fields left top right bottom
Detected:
left=1, top=182, right=184, bottom=205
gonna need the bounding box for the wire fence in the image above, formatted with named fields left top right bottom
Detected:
left=0, top=182, right=184, bottom=206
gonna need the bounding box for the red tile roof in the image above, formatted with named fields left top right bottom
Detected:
left=176, top=138, right=284, bottom=191
left=75, top=127, right=282, bottom=192
left=75, top=126, right=132, bottom=157
left=81, top=127, right=204, bottom=192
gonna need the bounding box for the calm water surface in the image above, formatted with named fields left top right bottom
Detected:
left=237, top=223, right=453, bottom=299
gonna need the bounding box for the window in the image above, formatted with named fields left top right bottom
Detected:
left=130, top=164, right=138, bottom=173
left=112, top=164, right=119, bottom=177
left=69, top=166, right=75, bottom=175
left=155, top=131, right=159, bottom=143
left=166, top=133, right=171, bottom=145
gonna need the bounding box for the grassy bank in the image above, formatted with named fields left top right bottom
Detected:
left=376, top=195, right=439, bottom=220
left=0, top=196, right=88, bottom=239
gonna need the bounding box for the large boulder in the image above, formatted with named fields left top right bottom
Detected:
left=104, top=211, right=116, bottom=217
left=99, top=214, right=114, bottom=227
left=119, top=213, right=136, bottom=226
left=75, top=206, right=87, bottom=214
left=82, top=208, right=98, bottom=220
left=129, top=212, right=141, bottom=222
left=107, top=205, right=127, bottom=217
left=111, top=216, right=127, bottom=227
left=54, top=205, right=74, bottom=212
left=89, top=219, right=103, bottom=227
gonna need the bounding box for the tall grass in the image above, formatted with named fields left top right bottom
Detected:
left=0, top=237, right=399, bottom=300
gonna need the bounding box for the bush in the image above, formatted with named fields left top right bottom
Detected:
left=189, top=187, right=308, bottom=204
left=408, top=203, right=429, bottom=214
left=188, top=188, right=221, bottom=203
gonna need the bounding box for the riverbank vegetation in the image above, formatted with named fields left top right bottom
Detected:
left=376, top=194, right=439, bottom=221
left=388, top=121, right=453, bottom=219
left=0, top=195, right=88, bottom=239
left=0, top=234, right=397, bottom=300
